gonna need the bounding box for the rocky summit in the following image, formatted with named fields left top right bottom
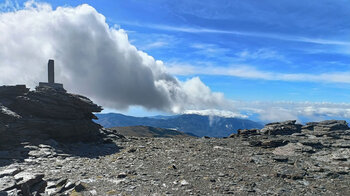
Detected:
left=0, top=85, right=104, bottom=144
left=1, top=86, right=350, bottom=195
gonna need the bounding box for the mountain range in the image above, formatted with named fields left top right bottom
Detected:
left=95, top=113, right=263, bottom=137
left=108, top=126, right=195, bottom=138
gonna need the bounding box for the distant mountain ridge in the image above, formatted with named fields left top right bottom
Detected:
left=95, top=113, right=263, bottom=137
left=108, top=126, right=195, bottom=138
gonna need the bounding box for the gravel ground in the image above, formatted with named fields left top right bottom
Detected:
left=1, top=131, right=350, bottom=195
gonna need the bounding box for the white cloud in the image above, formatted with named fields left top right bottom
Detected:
left=236, top=101, right=350, bottom=122
left=127, top=33, right=178, bottom=51
left=0, top=2, right=226, bottom=114
left=190, top=43, right=230, bottom=56
left=178, top=101, right=350, bottom=123
left=140, top=41, right=168, bottom=50
left=184, top=109, right=247, bottom=118
left=166, top=64, right=350, bottom=84
left=184, top=109, right=247, bottom=127
left=236, top=48, right=290, bottom=63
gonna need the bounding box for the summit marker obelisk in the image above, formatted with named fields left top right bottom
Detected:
left=38, top=59, right=65, bottom=91
left=48, top=59, right=54, bottom=83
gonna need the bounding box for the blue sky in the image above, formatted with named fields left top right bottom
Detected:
left=1, top=0, right=350, bottom=122
left=39, top=0, right=350, bottom=102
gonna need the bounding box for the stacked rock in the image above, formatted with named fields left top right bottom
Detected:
left=231, top=120, right=350, bottom=138
left=302, top=120, right=348, bottom=132
left=259, top=120, right=302, bottom=135
left=231, top=120, right=303, bottom=137
left=0, top=85, right=103, bottom=144
left=301, top=120, right=349, bottom=138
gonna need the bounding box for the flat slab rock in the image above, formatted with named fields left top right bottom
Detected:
left=0, top=168, right=21, bottom=178
left=0, top=176, right=16, bottom=192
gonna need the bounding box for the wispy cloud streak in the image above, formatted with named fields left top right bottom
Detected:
left=120, top=22, right=350, bottom=46
left=166, top=64, right=350, bottom=84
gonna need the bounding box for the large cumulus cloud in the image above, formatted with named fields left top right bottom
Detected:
left=0, top=2, right=227, bottom=113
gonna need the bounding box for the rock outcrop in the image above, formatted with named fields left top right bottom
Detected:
left=0, top=164, right=87, bottom=195
left=303, top=120, right=349, bottom=131
left=259, top=120, right=302, bottom=135
left=231, top=120, right=349, bottom=138
left=0, top=85, right=103, bottom=144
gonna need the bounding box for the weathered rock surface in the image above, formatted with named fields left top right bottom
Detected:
left=0, top=120, right=349, bottom=195
left=260, top=120, right=302, bottom=135
left=0, top=85, right=103, bottom=144
left=303, top=120, right=349, bottom=132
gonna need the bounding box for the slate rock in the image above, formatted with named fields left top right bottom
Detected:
left=274, top=165, right=306, bottom=180
left=0, top=85, right=104, bottom=143
left=250, top=139, right=288, bottom=148
left=0, top=105, right=21, bottom=123
left=0, top=85, right=29, bottom=96
left=260, top=120, right=302, bottom=135
left=14, top=172, right=44, bottom=188
left=238, top=129, right=260, bottom=135
left=273, top=143, right=303, bottom=156
left=30, top=180, right=47, bottom=196
left=0, top=176, right=16, bottom=192
left=74, top=182, right=86, bottom=192
left=303, top=120, right=349, bottom=132
left=0, top=168, right=21, bottom=178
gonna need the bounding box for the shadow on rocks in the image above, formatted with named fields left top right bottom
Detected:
left=0, top=84, right=124, bottom=167
left=0, top=135, right=123, bottom=167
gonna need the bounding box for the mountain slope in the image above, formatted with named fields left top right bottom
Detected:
left=108, top=126, right=195, bottom=138
left=95, top=113, right=263, bottom=137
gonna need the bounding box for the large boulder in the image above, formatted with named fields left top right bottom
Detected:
left=0, top=85, right=103, bottom=143
left=260, top=120, right=302, bottom=135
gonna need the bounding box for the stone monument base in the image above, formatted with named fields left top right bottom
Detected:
left=38, top=82, right=66, bottom=92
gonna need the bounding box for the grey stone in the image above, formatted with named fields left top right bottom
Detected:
left=117, top=173, right=128, bottom=178
left=237, top=129, right=260, bottom=135
left=0, top=84, right=103, bottom=143
left=55, top=178, right=67, bottom=187
left=0, top=176, right=16, bottom=192
left=0, top=85, right=29, bottom=96
left=304, top=120, right=349, bottom=132
left=250, top=139, right=288, bottom=148
left=14, top=172, right=44, bottom=188
left=273, top=143, right=304, bottom=156
left=0, top=168, right=21, bottom=178
left=274, top=165, right=306, bottom=180
left=30, top=180, right=47, bottom=196
left=64, top=181, right=75, bottom=190
left=74, top=182, right=86, bottom=192
left=260, top=120, right=302, bottom=135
